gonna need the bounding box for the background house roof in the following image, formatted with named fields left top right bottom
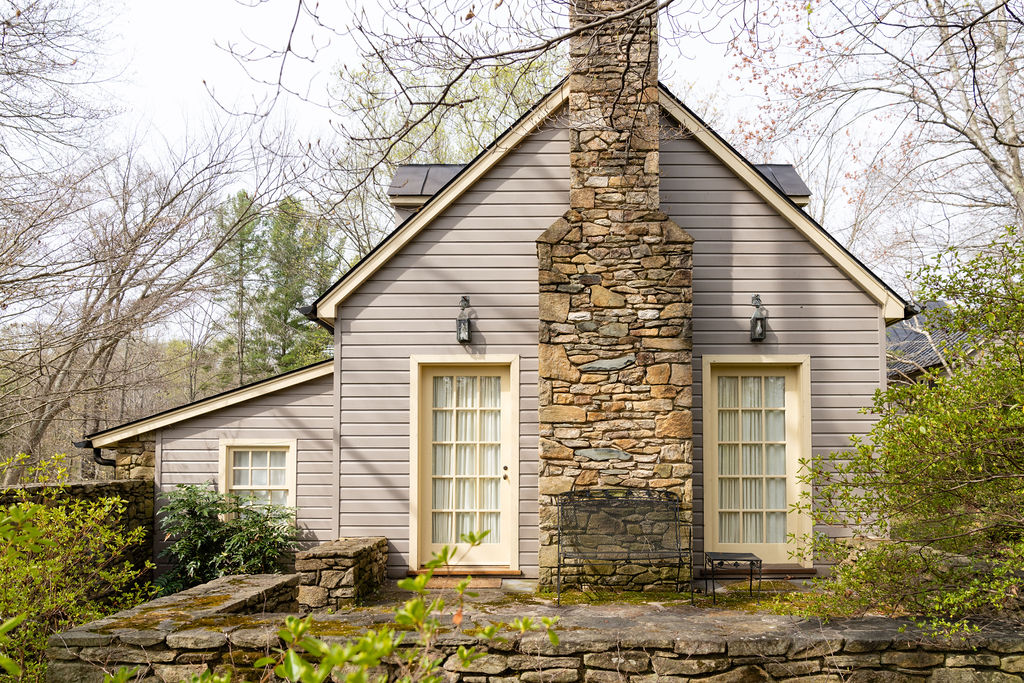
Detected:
left=886, top=302, right=966, bottom=379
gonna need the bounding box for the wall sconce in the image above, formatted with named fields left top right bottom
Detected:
left=750, top=294, right=768, bottom=342
left=456, top=296, right=471, bottom=344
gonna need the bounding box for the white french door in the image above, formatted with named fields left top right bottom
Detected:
left=705, top=363, right=810, bottom=564
left=417, top=364, right=516, bottom=567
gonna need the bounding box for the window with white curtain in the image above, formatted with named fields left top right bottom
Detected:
left=430, top=373, right=502, bottom=545
left=716, top=373, right=789, bottom=546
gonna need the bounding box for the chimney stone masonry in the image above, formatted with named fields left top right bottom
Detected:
left=536, top=0, right=694, bottom=589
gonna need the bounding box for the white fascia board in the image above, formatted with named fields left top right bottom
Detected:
left=90, top=362, right=334, bottom=447
left=314, top=81, right=572, bottom=323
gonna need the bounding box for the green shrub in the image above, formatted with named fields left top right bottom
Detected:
left=156, top=484, right=295, bottom=594
left=0, top=454, right=152, bottom=682
left=794, top=227, right=1024, bottom=633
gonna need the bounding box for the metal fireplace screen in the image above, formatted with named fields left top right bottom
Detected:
left=555, top=487, right=692, bottom=601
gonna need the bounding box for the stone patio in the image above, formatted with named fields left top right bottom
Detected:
left=47, top=573, right=1024, bottom=682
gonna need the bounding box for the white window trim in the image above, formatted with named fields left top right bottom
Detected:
left=218, top=438, right=298, bottom=508
left=701, top=354, right=812, bottom=567
left=409, top=354, right=520, bottom=571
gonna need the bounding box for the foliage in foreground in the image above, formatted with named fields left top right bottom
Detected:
left=0, top=454, right=152, bottom=681
left=794, top=226, right=1024, bottom=633
left=156, top=484, right=296, bottom=595
left=106, top=532, right=558, bottom=683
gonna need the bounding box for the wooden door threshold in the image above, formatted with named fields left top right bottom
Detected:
left=409, top=567, right=523, bottom=577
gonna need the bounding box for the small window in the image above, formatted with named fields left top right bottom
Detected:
left=228, top=447, right=290, bottom=506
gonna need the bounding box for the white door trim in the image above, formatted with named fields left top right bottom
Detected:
left=701, top=354, right=812, bottom=566
left=409, top=354, right=520, bottom=570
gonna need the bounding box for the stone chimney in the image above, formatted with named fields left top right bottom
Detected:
left=536, top=0, right=694, bottom=588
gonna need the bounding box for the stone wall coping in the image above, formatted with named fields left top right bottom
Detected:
left=294, top=536, right=387, bottom=560
left=46, top=574, right=298, bottom=651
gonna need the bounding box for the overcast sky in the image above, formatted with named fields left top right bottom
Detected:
left=106, top=1, right=739, bottom=150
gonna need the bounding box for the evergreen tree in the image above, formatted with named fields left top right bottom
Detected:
left=251, top=197, right=343, bottom=375
left=211, top=191, right=264, bottom=386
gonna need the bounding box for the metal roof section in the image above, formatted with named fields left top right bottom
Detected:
left=388, top=164, right=465, bottom=206
left=754, top=164, right=811, bottom=206
left=387, top=162, right=813, bottom=209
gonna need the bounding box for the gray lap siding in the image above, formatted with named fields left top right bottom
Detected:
left=155, top=374, right=337, bottom=571
left=335, top=120, right=883, bottom=577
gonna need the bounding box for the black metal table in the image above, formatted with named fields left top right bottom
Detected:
left=703, top=551, right=762, bottom=604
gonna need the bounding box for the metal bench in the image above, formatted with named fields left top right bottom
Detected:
left=703, top=551, right=763, bottom=605
left=555, top=487, right=692, bottom=604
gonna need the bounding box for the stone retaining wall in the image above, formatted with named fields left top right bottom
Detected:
left=46, top=574, right=298, bottom=682
left=295, top=537, right=388, bottom=609
left=48, top=578, right=1024, bottom=683
left=1, top=478, right=154, bottom=570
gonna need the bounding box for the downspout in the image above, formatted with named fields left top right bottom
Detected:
left=73, top=439, right=115, bottom=468
left=297, top=304, right=335, bottom=334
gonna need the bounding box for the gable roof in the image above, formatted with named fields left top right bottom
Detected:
left=86, top=360, right=333, bottom=448
left=312, top=80, right=909, bottom=324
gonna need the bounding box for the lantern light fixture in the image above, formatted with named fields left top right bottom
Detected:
left=456, top=295, right=472, bottom=344
left=750, top=294, right=768, bottom=342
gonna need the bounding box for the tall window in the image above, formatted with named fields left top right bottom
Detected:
left=229, top=448, right=289, bottom=505
left=716, top=374, right=788, bottom=545
left=430, top=374, right=502, bottom=545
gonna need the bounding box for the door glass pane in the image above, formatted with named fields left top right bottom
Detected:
left=480, top=445, right=500, bottom=476
left=455, top=512, right=475, bottom=540
left=456, top=479, right=476, bottom=510
left=765, top=376, right=785, bottom=408
left=270, top=451, right=286, bottom=468
left=269, top=469, right=285, bottom=486
left=742, top=445, right=762, bottom=475
left=479, top=377, right=500, bottom=407
left=743, top=513, right=763, bottom=543
left=432, top=479, right=451, bottom=509
left=480, top=410, right=500, bottom=441
left=718, top=376, right=739, bottom=408
left=271, top=490, right=287, bottom=506
left=433, top=445, right=452, bottom=475
left=480, top=479, right=500, bottom=509
left=456, top=445, right=476, bottom=475
left=766, top=445, right=786, bottom=475
left=433, top=411, right=452, bottom=442
left=718, top=444, right=739, bottom=475
left=233, top=451, right=249, bottom=468
left=741, top=411, right=762, bottom=441
left=719, top=512, right=740, bottom=543
left=251, top=469, right=268, bottom=486
left=741, top=376, right=762, bottom=407
left=433, top=376, right=453, bottom=408
left=433, top=512, right=452, bottom=544
left=766, top=512, right=787, bottom=544
left=719, top=478, right=740, bottom=508
left=233, top=469, right=248, bottom=486
left=456, top=411, right=476, bottom=441
left=766, top=478, right=786, bottom=509
left=251, top=451, right=268, bottom=468
left=480, top=512, right=500, bottom=542
left=742, top=478, right=763, bottom=509
left=456, top=376, right=477, bottom=407
left=718, top=411, right=739, bottom=441
left=765, top=411, right=785, bottom=441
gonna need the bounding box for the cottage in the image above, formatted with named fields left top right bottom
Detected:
left=81, top=1, right=910, bottom=585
